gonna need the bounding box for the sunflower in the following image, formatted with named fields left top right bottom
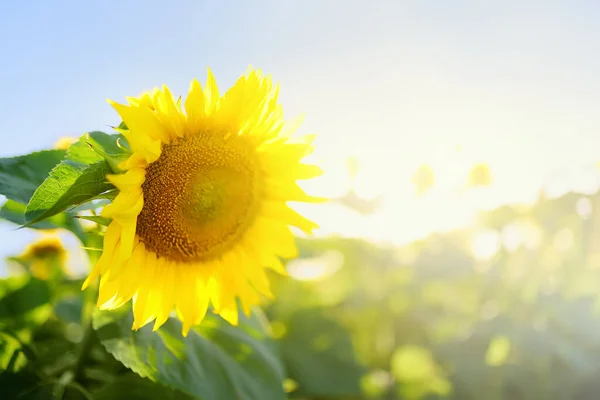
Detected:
left=18, top=236, right=68, bottom=280
left=82, top=67, right=322, bottom=336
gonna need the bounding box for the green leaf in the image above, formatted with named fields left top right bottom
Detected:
left=391, top=345, right=451, bottom=398
left=94, top=374, right=194, bottom=400
left=24, top=136, right=115, bottom=225
left=0, top=277, right=52, bottom=328
left=0, top=333, right=28, bottom=371
left=54, top=296, right=83, bottom=324
left=0, top=370, right=53, bottom=399
left=0, top=149, right=65, bottom=204
left=279, top=308, right=365, bottom=397
left=0, top=199, right=88, bottom=243
left=0, top=199, right=69, bottom=229
left=93, top=307, right=286, bottom=400
left=0, top=278, right=52, bottom=374
left=0, top=329, right=38, bottom=373
left=84, top=131, right=131, bottom=173
left=485, top=336, right=511, bottom=367
left=73, top=215, right=111, bottom=227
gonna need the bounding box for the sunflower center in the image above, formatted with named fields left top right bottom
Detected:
left=136, top=131, right=261, bottom=262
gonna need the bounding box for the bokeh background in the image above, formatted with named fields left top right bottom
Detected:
left=3, top=1, right=600, bottom=398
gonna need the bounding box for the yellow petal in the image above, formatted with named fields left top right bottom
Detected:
left=274, top=163, right=323, bottom=180
left=81, top=264, right=100, bottom=290
left=132, top=250, right=162, bottom=329
left=261, top=202, right=319, bottom=234
left=265, top=180, right=326, bottom=203
left=178, top=267, right=209, bottom=336
left=240, top=228, right=287, bottom=274
left=204, top=68, right=220, bottom=116
left=278, top=114, right=305, bottom=139
left=118, top=152, right=148, bottom=170
left=117, top=220, right=137, bottom=261
left=153, top=259, right=175, bottom=331
left=97, top=274, right=120, bottom=309
left=116, top=127, right=161, bottom=163
left=154, top=85, right=186, bottom=138
left=101, top=189, right=143, bottom=221
left=225, top=245, right=273, bottom=299
left=252, top=217, right=298, bottom=259
left=132, top=292, right=152, bottom=330
left=107, top=168, right=145, bottom=191
left=127, top=91, right=155, bottom=109
left=95, top=223, right=121, bottom=273
left=109, top=100, right=173, bottom=143
left=208, top=269, right=238, bottom=323
left=260, top=139, right=315, bottom=167
left=219, top=307, right=239, bottom=326
left=185, top=78, right=205, bottom=134
left=263, top=254, right=287, bottom=275
left=82, top=222, right=121, bottom=289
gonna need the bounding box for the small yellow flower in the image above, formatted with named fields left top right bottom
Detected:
left=18, top=236, right=67, bottom=280
left=54, top=136, right=78, bottom=150
left=83, top=67, right=323, bottom=336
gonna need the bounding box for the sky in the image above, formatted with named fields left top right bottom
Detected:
left=1, top=1, right=600, bottom=270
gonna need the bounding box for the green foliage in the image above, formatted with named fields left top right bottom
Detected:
left=5, top=134, right=600, bottom=400
left=391, top=346, right=451, bottom=399
left=24, top=135, right=116, bottom=225
left=94, top=374, right=193, bottom=400
left=277, top=308, right=365, bottom=397
left=93, top=307, right=286, bottom=400
left=0, top=276, right=52, bottom=376
left=0, top=199, right=87, bottom=243
left=4, top=184, right=600, bottom=399
left=0, top=199, right=70, bottom=230
left=485, top=336, right=511, bottom=367
left=84, top=131, right=131, bottom=174
left=0, top=149, right=66, bottom=204
left=73, top=215, right=112, bottom=227
left=0, top=276, right=52, bottom=332
left=271, top=191, right=600, bottom=399
left=0, top=370, right=55, bottom=399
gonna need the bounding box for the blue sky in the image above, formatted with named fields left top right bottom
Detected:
left=2, top=1, right=600, bottom=268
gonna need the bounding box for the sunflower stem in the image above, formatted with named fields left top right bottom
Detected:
left=73, top=321, right=95, bottom=382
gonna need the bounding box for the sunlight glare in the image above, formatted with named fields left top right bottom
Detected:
left=553, top=228, right=574, bottom=252
left=287, top=250, right=344, bottom=281
left=576, top=197, right=593, bottom=219
left=471, top=230, right=500, bottom=261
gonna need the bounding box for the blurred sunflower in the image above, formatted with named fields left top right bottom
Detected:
left=54, top=136, right=78, bottom=150
left=16, top=236, right=68, bottom=280
left=83, top=67, right=323, bottom=335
